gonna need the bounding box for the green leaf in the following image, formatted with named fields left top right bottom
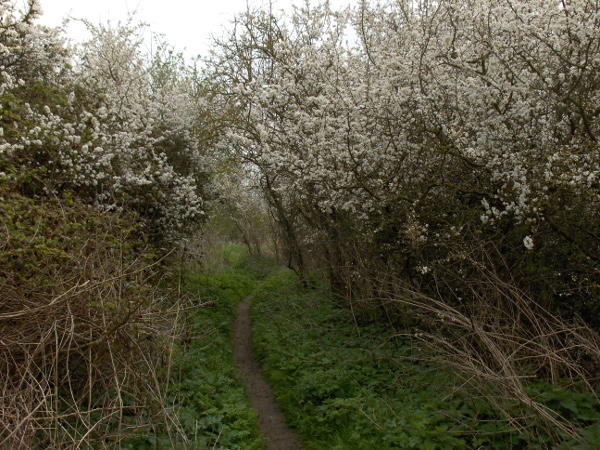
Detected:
left=561, top=397, right=580, bottom=414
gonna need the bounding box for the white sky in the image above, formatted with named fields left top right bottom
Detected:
left=38, top=0, right=356, bottom=60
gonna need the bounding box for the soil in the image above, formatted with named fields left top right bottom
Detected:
left=232, top=293, right=303, bottom=450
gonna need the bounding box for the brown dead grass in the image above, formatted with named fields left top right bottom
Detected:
left=0, top=189, right=187, bottom=448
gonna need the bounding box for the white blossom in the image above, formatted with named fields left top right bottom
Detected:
left=523, top=236, right=534, bottom=251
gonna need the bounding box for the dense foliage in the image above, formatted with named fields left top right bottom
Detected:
left=1, top=0, right=210, bottom=243
left=4, top=0, right=600, bottom=446
left=207, top=0, right=600, bottom=444
left=211, top=0, right=600, bottom=319
left=0, top=1, right=213, bottom=446
left=0, top=181, right=184, bottom=447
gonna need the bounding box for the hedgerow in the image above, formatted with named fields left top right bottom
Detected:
left=0, top=1, right=213, bottom=446
left=208, top=0, right=600, bottom=444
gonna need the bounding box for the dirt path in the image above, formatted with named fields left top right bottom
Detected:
left=232, top=293, right=303, bottom=450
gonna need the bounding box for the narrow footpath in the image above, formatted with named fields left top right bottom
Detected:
left=232, top=293, right=303, bottom=450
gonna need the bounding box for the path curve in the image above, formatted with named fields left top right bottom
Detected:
left=232, top=293, right=303, bottom=450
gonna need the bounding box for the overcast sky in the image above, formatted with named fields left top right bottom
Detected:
left=38, top=0, right=355, bottom=60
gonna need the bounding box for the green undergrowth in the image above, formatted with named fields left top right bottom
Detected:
left=124, top=246, right=279, bottom=449
left=174, top=251, right=280, bottom=449
left=250, top=269, right=600, bottom=449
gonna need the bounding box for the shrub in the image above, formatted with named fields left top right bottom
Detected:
left=0, top=182, right=185, bottom=448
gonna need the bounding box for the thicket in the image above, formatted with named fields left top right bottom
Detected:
left=0, top=184, right=187, bottom=447
left=4, top=0, right=600, bottom=445
left=0, top=0, right=212, bottom=446
left=207, top=0, right=600, bottom=444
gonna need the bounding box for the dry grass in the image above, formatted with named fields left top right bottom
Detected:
left=327, top=237, right=600, bottom=445
left=0, top=191, right=188, bottom=448
left=383, top=251, right=600, bottom=444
